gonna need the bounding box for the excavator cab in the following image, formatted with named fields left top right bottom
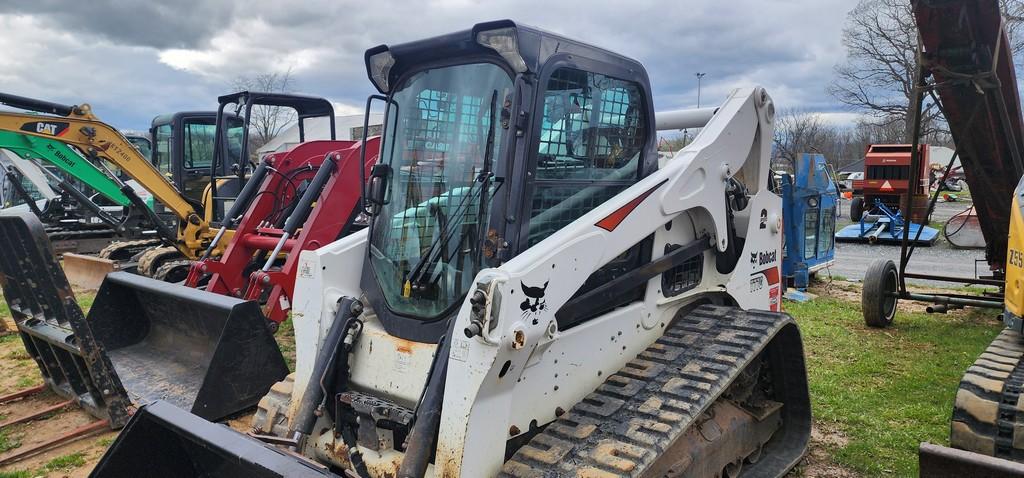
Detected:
left=150, top=112, right=243, bottom=208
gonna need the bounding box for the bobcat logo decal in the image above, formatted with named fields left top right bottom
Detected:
left=520, top=280, right=548, bottom=316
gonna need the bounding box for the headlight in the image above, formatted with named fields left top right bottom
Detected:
left=368, top=50, right=396, bottom=93
left=476, top=27, right=527, bottom=73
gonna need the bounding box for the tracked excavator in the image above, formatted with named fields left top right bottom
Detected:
left=92, top=21, right=811, bottom=477
left=0, top=93, right=247, bottom=279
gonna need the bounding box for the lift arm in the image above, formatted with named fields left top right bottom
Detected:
left=0, top=94, right=201, bottom=224
left=0, top=131, right=131, bottom=207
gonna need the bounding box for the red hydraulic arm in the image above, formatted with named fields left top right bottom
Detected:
left=185, top=137, right=380, bottom=324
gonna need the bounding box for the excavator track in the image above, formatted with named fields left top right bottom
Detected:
left=136, top=245, right=183, bottom=277
left=950, top=328, right=1024, bottom=460
left=98, top=238, right=163, bottom=261
left=252, top=372, right=295, bottom=438
left=501, top=305, right=810, bottom=478
left=152, top=259, right=193, bottom=283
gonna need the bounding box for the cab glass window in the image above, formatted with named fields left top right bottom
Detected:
left=528, top=67, right=646, bottom=247
left=183, top=121, right=217, bottom=169
left=153, top=124, right=172, bottom=176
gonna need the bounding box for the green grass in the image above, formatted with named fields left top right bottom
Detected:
left=0, top=428, right=21, bottom=454
left=786, top=297, right=1001, bottom=476
left=0, top=452, right=89, bottom=478
left=96, top=437, right=115, bottom=447
left=75, top=291, right=96, bottom=312
left=43, top=452, right=86, bottom=471
left=277, top=317, right=296, bottom=372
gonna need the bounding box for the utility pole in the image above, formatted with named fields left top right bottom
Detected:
left=695, top=72, right=706, bottom=108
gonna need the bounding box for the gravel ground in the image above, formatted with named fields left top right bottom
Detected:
left=828, top=197, right=989, bottom=286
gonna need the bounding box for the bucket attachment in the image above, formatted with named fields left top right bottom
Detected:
left=92, top=400, right=333, bottom=477
left=0, top=212, right=288, bottom=427
left=62, top=252, right=118, bottom=290
left=88, top=271, right=289, bottom=420
left=0, top=212, right=132, bottom=427
left=89, top=272, right=288, bottom=421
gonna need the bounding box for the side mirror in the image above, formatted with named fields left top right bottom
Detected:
left=366, top=163, right=392, bottom=215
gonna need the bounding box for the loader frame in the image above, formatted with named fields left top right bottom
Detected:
left=185, top=137, right=379, bottom=324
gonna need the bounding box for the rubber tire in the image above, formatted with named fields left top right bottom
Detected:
left=863, top=259, right=898, bottom=328
left=850, top=196, right=865, bottom=222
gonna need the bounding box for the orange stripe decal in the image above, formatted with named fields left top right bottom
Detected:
left=595, top=180, right=667, bottom=232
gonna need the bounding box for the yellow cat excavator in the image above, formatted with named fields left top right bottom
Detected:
left=0, top=93, right=236, bottom=274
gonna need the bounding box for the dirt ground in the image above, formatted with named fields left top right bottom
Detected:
left=0, top=295, right=291, bottom=477
left=0, top=316, right=117, bottom=477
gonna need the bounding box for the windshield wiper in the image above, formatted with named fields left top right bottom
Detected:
left=405, top=90, right=499, bottom=292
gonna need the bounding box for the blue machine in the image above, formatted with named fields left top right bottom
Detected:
left=834, top=198, right=939, bottom=246
left=781, top=153, right=839, bottom=290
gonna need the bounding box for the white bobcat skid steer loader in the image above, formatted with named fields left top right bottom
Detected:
left=93, top=20, right=810, bottom=478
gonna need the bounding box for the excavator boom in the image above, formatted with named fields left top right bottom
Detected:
left=0, top=131, right=131, bottom=206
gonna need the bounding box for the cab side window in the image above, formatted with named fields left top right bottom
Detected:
left=527, top=67, right=646, bottom=247
left=153, top=124, right=172, bottom=177
left=183, top=120, right=217, bottom=170
left=526, top=67, right=650, bottom=329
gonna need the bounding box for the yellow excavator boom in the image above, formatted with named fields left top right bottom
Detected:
left=0, top=96, right=214, bottom=257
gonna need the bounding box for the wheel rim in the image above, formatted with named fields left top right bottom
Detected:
left=882, top=268, right=898, bottom=320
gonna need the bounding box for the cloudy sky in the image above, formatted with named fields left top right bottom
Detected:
left=0, top=0, right=857, bottom=130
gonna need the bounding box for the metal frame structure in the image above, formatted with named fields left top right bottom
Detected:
left=884, top=35, right=1013, bottom=312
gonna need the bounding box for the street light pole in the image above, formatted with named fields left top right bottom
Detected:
left=695, top=72, right=706, bottom=108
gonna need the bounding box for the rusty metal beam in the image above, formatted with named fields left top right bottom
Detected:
left=0, top=399, right=74, bottom=429
left=0, top=419, right=107, bottom=467
left=0, top=385, right=45, bottom=405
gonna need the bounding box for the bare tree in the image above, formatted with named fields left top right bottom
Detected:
left=230, top=69, right=296, bottom=151
left=831, top=0, right=1024, bottom=142
left=828, top=0, right=940, bottom=142
left=772, top=110, right=840, bottom=168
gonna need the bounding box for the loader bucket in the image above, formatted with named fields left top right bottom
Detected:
left=0, top=212, right=287, bottom=427
left=62, top=252, right=118, bottom=290
left=91, top=400, right=333, bottom=477
left=88, top=271, right=289, bottom=420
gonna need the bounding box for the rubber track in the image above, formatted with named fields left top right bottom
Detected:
left=152, top=259, right=193, bottom=282
left=98, top=238, right=162, bottom=259
left=252, top=372, right=296, bottom=438
left=136, top=246, right=182, bottom=277
left=500, top=305, right=793, bottom=478
left=950, top=328, right=1024, bottom=460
